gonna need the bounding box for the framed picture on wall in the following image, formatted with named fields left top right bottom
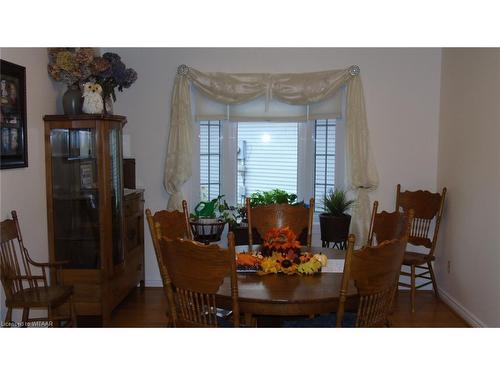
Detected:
left=1, top=59, right=28, bottom=169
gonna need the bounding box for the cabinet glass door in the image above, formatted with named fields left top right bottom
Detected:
left=109, top=127, right=124, bottom=265
left=50, top=128, right=100, bottom=268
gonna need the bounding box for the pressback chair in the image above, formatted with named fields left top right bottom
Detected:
left=246, top=198, right=315, bottom=251
left=0, top=211, right=76, bottom=327
left=337, top=230, right=411, bottom=327
left=145, top=200, right=191, bottom=326
left=367, top=201, right=412, bottom=246
left=158, top=232, right=240, bottom=327
left=395, top=184, right=447, bottom=312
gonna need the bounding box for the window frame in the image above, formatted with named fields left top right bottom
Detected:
left=193, top=118, right=345, bottom=215
left=198, top=120, right=222, bottom=202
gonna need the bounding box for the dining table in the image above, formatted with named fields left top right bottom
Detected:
left=215, top=245, right=358, bottom=325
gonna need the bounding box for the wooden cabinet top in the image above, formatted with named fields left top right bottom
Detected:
left=43, top=114, right=127, bottom=125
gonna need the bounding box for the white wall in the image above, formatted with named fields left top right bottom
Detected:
left=435, top=48, right=500, bottom=327
left=104, top=48, right=442, bottom=286
left=0, top=48, right=60, bottom=321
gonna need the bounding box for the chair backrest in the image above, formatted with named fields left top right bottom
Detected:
left=367, top=201, right=413, bottom=246
left=337, top=221, right=411, bottom=327
left=158, top=232, right=239, bottom=327
left=395, top=184, right=447, bottom=255
left=145, top=201, right=191, bottom=289
left=246, top=198, right=314, bottom=250
left=0, top=211, right=41, bottom=301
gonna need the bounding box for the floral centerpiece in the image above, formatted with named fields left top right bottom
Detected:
left=261, top=227, right=301, bottom=257
left=236, top=226, right=328, bottom=275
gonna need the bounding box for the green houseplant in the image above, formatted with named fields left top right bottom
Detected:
left=248, top=189, right=299, bottom=207
left=319, top=189, right=355, bottom=248
left=190, top=195, right=232, bottom=243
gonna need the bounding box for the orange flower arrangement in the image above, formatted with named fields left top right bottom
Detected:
left=262, top=226, right=301, bottom=256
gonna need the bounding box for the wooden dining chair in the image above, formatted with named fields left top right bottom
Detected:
left=395, top=184, right=447, bottom=312
left=335, top=233, right=410, bottom=327
left=246, top=197, right=315, bottom=251
left=284, top=225, right=411, bottom=328
left=145, top=200, right=191, bottom=326
left=1, top=210, right=76, bottom=327
left=158, top=232, right=240, bottom=327
left=367, top=201, right=413, bottom=246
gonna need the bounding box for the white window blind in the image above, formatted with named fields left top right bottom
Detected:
left=237, top=122, right=298, bottom=204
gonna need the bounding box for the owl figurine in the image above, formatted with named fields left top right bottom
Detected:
left=82, top=82, right=104, bottom=114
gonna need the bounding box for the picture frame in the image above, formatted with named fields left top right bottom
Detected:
left=1, top=59, right=28, bottom=169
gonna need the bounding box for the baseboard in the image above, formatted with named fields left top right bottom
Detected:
left=145, top=280, right=163, bottom=287
left=438, top=288, right=486, bottom=327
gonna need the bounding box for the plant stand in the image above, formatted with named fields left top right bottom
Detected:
left=321, top=240, right=348, bottom=250
left=189, top=219, right=226, bottom=244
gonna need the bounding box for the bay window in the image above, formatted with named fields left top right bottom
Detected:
left=195, top=118, right=344, bottom=210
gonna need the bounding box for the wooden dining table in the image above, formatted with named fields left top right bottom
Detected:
left=215, top=246, right=358, bottom=325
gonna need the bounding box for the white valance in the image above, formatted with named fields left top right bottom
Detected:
left=194, top=86, right=342, bottom=122
left=164, top=65, right=379, bottom=244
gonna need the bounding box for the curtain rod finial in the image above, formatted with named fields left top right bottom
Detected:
left=348, top=65, right=360, bottom=76
left=177, top=64, right=190, bottom=76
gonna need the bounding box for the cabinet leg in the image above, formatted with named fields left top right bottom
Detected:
left=140, top=279, right=145, bottom=290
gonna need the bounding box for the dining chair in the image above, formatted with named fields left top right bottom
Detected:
left=334, top=231, right=411, bottom=327
left=367, top=201, right=413, bottom=246
left=158, top=232, right=240, bottom=327
left=245, top=197, right=315, bottom=251
left=145, top=200, right=192, bottom=326
left=1, top=210, right=76, bottom=327
left=284, top=212, right=412, bottom=328
left=395, top=184, right=447, bottom=312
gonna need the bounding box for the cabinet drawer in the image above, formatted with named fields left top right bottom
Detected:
left=125, top=215, right=142, bottom=254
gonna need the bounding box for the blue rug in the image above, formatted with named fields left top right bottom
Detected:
left=282, top=312, right=357, bottom=328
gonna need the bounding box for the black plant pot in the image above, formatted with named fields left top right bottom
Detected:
left=319, top=213, right=351, bottom=249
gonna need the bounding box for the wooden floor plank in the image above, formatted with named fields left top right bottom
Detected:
left=78, top=287, right=469, bottom=328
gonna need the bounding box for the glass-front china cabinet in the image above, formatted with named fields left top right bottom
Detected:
left=44, top=115, right=144, bottom=325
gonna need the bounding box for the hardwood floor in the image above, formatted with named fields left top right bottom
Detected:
left=78, top=287, right=468, bottom=327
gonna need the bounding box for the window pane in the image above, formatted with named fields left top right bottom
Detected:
left=314, top=119, right=336, bottom=211
left=237, top=122, right=298, bottom=203
left=326, top=158, right=335, bottom=185
left=210, top=155, right=219, bottom=183
left=200, top=126, right=209, bottom=154
left=209, top=184, right=219, bottom=200
left=200, top=155, right=208, bottom=184
left=315, top=125, right=327, bottom=155
left=199, top=121, right=221, bottom=201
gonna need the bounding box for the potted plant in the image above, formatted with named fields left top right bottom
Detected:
left=248, top=189, right=300, bottom=207
left=189, top=195, right=229, bottom=243
left=319, top=189, right=356, bottom=248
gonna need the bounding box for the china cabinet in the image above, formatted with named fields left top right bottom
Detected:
left=44, top=114, right=144, bottom=325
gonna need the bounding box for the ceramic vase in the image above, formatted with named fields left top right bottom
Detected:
left=62, top=84, right=83, bottom=115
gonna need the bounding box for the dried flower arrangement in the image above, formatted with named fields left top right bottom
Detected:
left=47, top=48, right=137, bottom=102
